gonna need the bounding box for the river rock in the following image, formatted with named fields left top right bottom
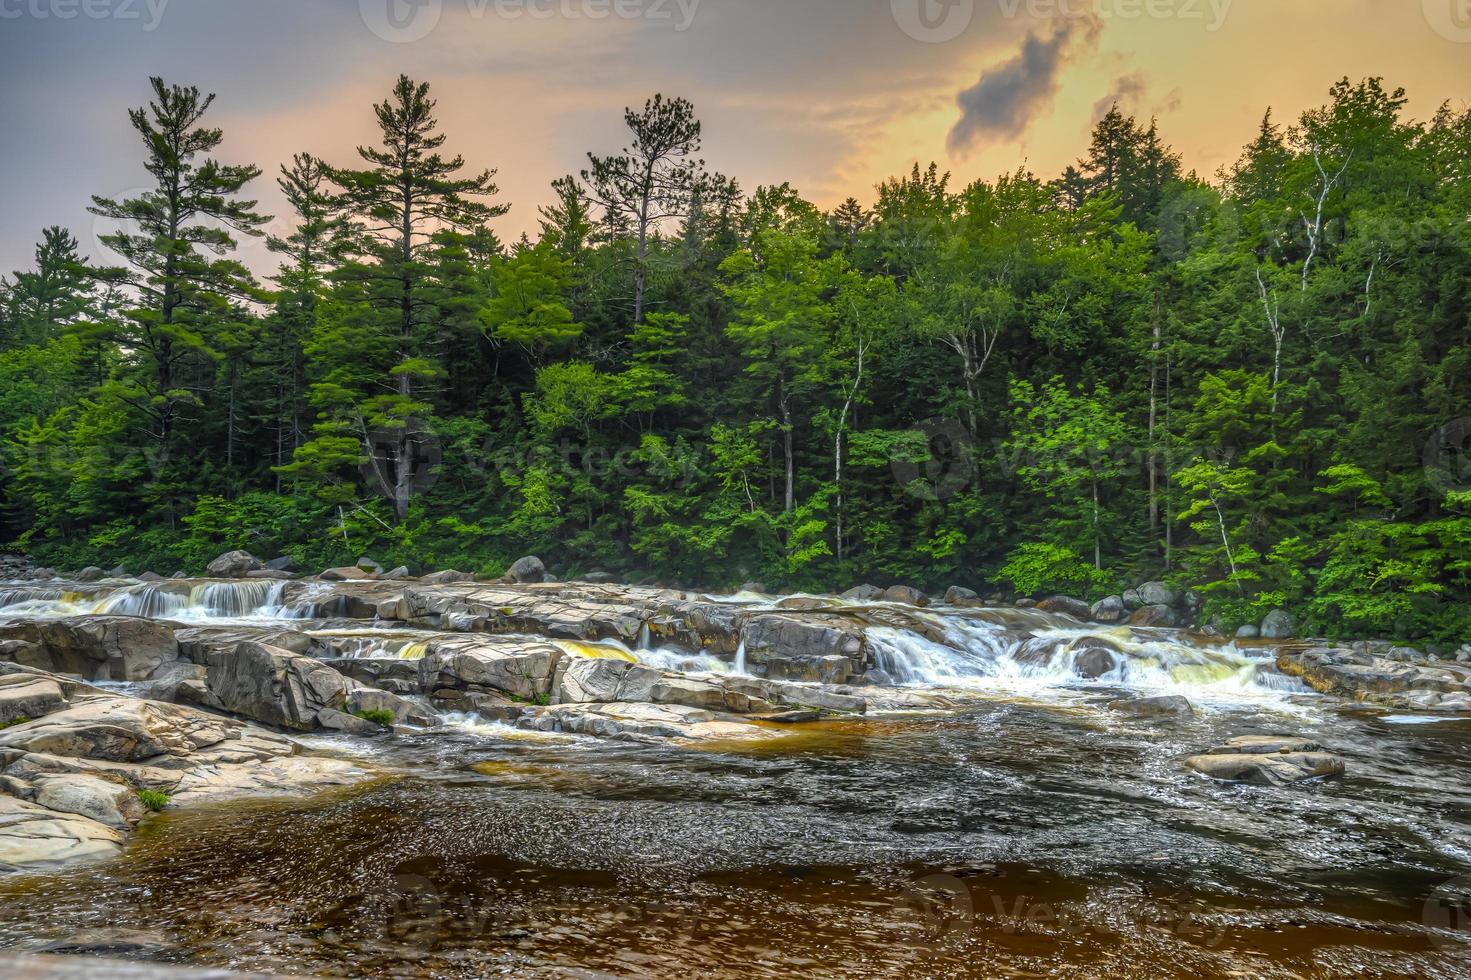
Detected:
left=1236, top=625, right=1260, bottom=639
left=739, top=582, right=767, bottom=594
left=880, top=585, right=929, bottom=607
left=74, top=567, right=104, bottom=583
left=418, top=636, right=564, bottom=701
left=1138, top=582, right=1176, bottom=607
left=422, top=569, right=475, bottom=585
left=1186, top=751, right=1344, bottom=786
left=32, top=773, right=145, bottom=829
left=205, top=550, right=263, bottom=579
left=1277, top=646, right=1471, bottom=710
left=0, top=617, right=179, bottom=682
left=321, top=566, right=374, bottom=582
left=1121, top=588, right=1142, bottom=610
left=1260, top=609, right=1298, bottom=639
left=1038, top=596, right=1092, bottom=620
left=943, top=586, right=979, bottom=606
left=741, top=615, right=865, bottom=674
left=1090, top=595, right=1126, bottom=623
left=1072, top=646, right=1118, bottom=679
left=581, top=572, right=618, bottom=585
left=265, top=556, right=298, bottom=573
left=508, top=556, right=547, bottom=584
left=1108, top=695, right=1195, bottom=718
left=344, top=686, right=436, bottom=727
left=841, top=585, right=884, bottom=602
left=0, top=673, right=67, bottom=725
left=1208, top=735, right=1321, bottom=755
left=0, top=795, right=123, bottom=872
left=1128, top=604, right=1177, bottom=628
left=180, top=640, right=350, bottom=731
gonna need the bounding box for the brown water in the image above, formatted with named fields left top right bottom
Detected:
left=3, top=697, right=1471, bottom=977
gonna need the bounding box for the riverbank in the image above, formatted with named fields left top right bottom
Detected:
left=0, top=554, right=1469, bottom=975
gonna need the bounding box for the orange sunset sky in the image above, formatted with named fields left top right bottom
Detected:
left=0, top=0, right=1466, bottom=274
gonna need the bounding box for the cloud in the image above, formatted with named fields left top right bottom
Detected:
left=946, top=13, right=1101, bottom=156
left=1091, top=70, right=1148, bottom=122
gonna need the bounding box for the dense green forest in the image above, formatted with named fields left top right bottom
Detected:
left=1, top=74, right=1468, bottom=642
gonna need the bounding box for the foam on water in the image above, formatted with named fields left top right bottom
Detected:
left=0, top=580, right=303, bottom=622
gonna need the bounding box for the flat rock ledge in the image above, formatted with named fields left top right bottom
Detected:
left=0, top=665, right=379, bottom=874
left=1278, top=646, right=1471, bottom=713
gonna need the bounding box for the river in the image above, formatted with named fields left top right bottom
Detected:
left=0, top=578, right=1468, bottom=977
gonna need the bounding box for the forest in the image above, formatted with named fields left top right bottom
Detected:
left=0, top=73, right=1467, bottom=644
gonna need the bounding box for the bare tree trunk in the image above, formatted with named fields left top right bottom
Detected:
left=1148, top=295, right=1161, bottom=538
left=779, top=381, right=795, bottom=515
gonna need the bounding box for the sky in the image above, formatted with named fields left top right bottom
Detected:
left=0, top=0, right=1467, bottom=276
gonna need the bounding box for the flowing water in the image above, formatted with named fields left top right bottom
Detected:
left=2, top=582, right=1471, bottom=977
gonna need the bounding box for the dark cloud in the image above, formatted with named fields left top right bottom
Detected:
left=946, top=13, right=1100, bottom=155
left=1091, top=70, right=1148, bottom=122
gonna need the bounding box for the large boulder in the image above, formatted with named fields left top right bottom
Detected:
left=943, top=586, right=982, bottom=607
left=0, top=696, right=275, bottom=765
left=1137, top=582, right=1176, bottom=607
left=840, top=585, right=884, bottom=603
left=344, top=686, right=436, bottom=727
left=0, top=618, right=178, bottom=682
left=1072, top=646, right=1119, bottom=679
left=418, top=637, right=564, bottom=701
left=507, top=556, right=547, bottom=584
left=880, top=585, right=929, bottom=607
left=182, top=640, right=350, bottom=731
left=74, top=567, right=104, bottom=583
left=265, top=556, right=298, bottom=573
left=1277, top=646, right=1471, bottom=710
left=33, top=773, right=146, bottom=829
left=1260, top=609, right=1298, bottom=639
left=741, top=616, right=865, bottom=674
left=205, top=550, right=262, bottom=579
left=1090, top=595, right=1126, bottom=624
left=1038, top=596, right=1092, bottom=621
left=321, top=566, right=375, bottom=582
left=1128, top=604, right=1177, bottom=628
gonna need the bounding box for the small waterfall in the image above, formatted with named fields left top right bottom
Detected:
left=93, top=586, right=192, bottom=618
left=733, top=638, right=748, bottom=676
left=0, top=587, right=66, bottom=610
left=637, top=623, right=653, bottom=651
left=866, top=609, right=1288, bottom=701
left=183, top=581, right=291, bottom=618
left=551, top=637, right=730, bottom=674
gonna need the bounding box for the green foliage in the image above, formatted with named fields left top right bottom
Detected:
left=992, top=542, right=1115, bottom=600
left=2, top=75, right=1469, bottom=644
left=137, top=789, right=171, bottom=812
left=353, top=709, right=396, bottom=727
left=0, top=716, right=31, bottom=731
